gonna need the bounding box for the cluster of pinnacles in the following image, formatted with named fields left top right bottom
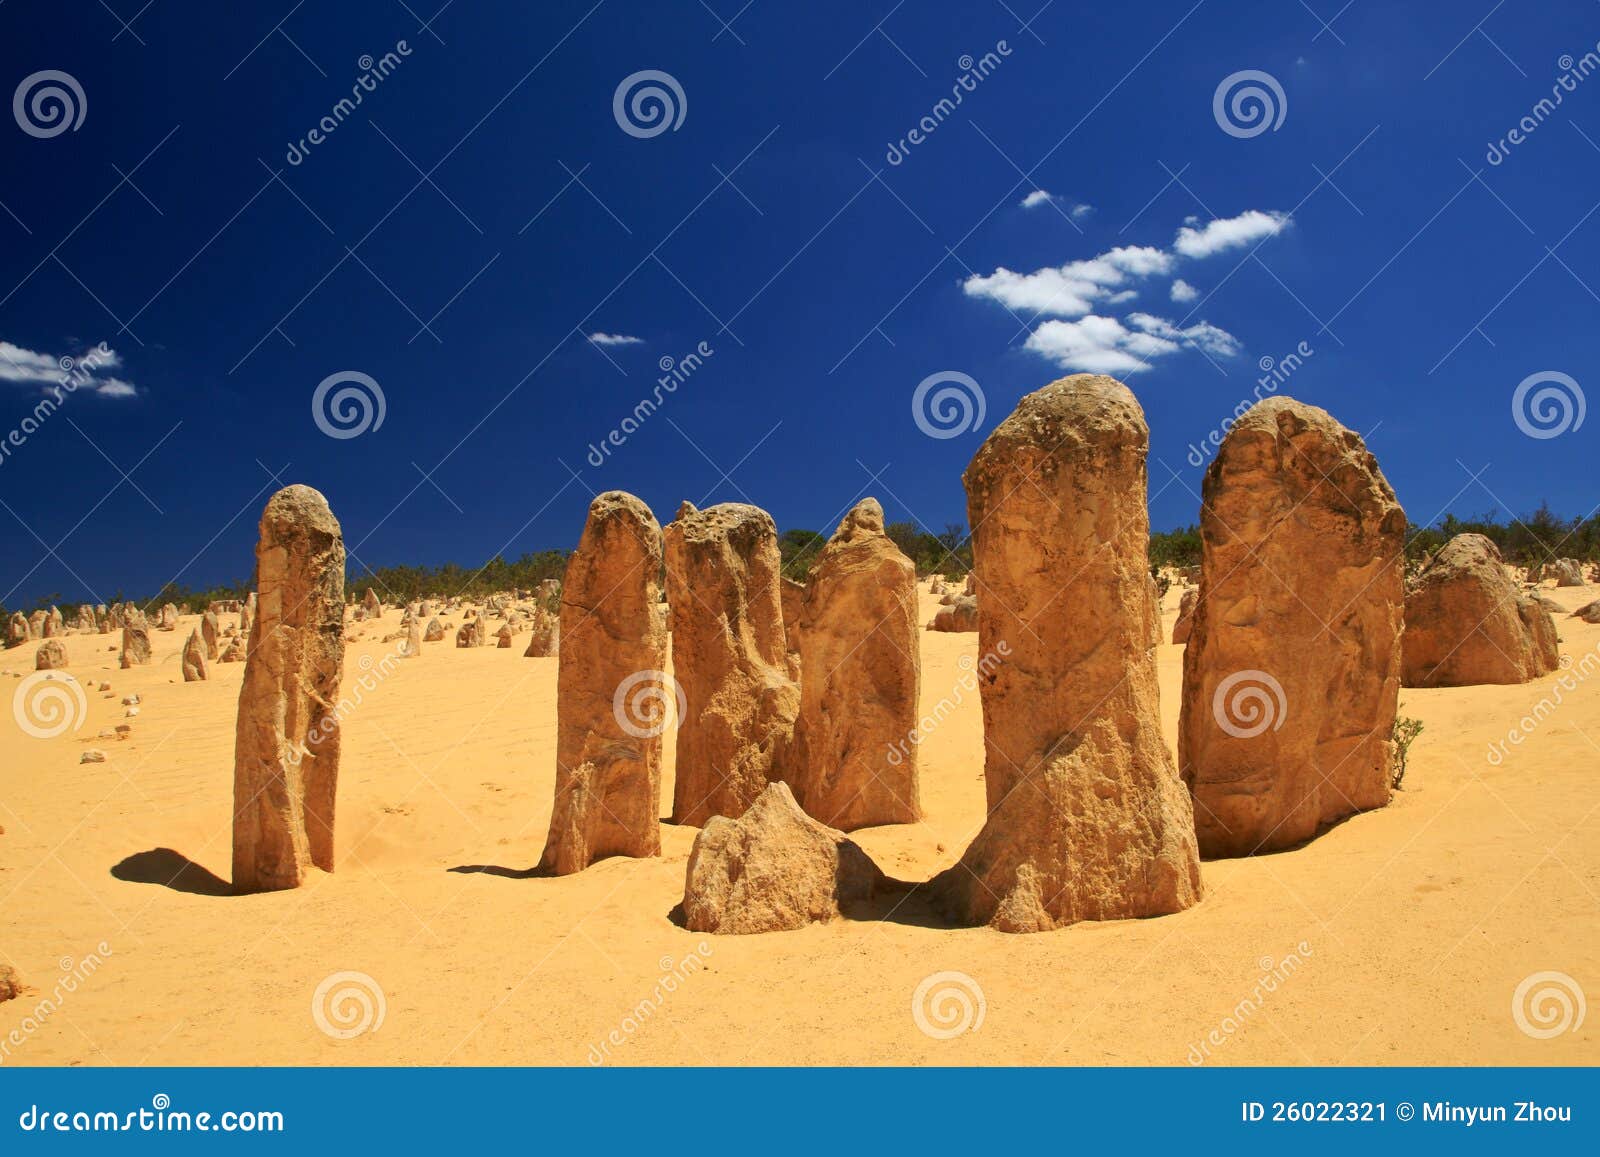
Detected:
left=215, top=372, right=1572, bottom=931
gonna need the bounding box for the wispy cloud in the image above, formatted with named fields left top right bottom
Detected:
left=0, top=339, right=138, bottom=398
left=587, top=331, right=644, bottom=347
left=1025, top=313, right=1241, bottom=374
left=1170, top=278, right=1199, bottom=303
left=1172, top=210, right=1289, bottom=258
left=1020, top=190, right=1094, bottom=219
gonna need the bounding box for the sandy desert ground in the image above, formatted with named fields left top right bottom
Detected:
left=2, top=583, right=1597, bottom=1066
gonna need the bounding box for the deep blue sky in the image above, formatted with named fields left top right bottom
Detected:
left=2, top=0, right=1597, bottom=607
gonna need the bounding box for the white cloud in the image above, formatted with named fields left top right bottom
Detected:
left=1024, top=313, right=1242, bottom=374
left=1172, top=209, right=1289, bottom=258
left=1020, top=190, right=1054, bottom=209
left=0, top=339, right=136, bottom=398
left=1070, top=202, right=1094, bottom=220
left=962, top=245, right=1173, bottom=317
left=587, top=332, right=643, bottom=346
left=963, top=207, right=1285, bottom=372
left=1127, top=313, right=1241, bottom=358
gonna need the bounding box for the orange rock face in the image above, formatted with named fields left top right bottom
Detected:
left=788, top=498, right=921, bottom=830
left=1179, top=397, right=1405, bottom=858
left=232, top=485, right=346, bottom=894
left=934, top=374, right=1202, bottom=932
left=538, top=492, right=667, bottom=875
left=664, top=502, right=799, bottom=827
left=1402, top=534, right=1560, bottom=687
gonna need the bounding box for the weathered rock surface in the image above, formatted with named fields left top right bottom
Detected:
left=1551, top=558, right=1587, bottom=587
left=681, top=782, right=885, bottom=934
left=403, top=614, right=422, bottom=657
left=119, top=614, right=151, bottom=669
left=522, top=607, right=558, bottom=657
left=233, top=484, right=345, bottom=894
left=928, top=595, right=978, bottom=632
left=1172, top=587, right=1199, bottom=644
left=35, top=640, right=67, bottom=670
left=539, top=491, right=667, bottom=875
left=1179, top=396, right=1405, bottom=858
left=665, top=501, right=799, bottom=827
left=1573, top=598, right=1600, bottom=624
left=788, top=498, right=921, bottom=830
left=933, top=374, right=1202, bottom=931
left=7, top=611, right=29, bottom=647
left=363, top=588, right=382, bottom=618
left=1402, top=534, right=1561, bottom=687
left=181, top=629, right=207, bottom=681
left=201, top=610, right=220, bottom=660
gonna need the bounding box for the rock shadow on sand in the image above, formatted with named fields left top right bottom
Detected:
left=111, top=848, right=231, bottom=896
